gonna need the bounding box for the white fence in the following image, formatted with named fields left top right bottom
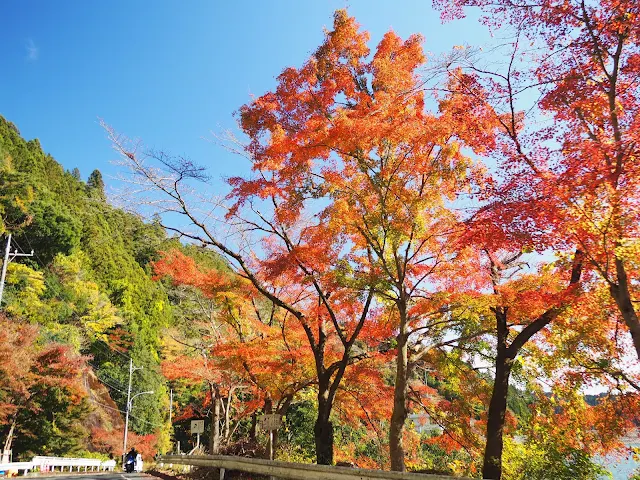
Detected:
left=0, top=462, right=33, bottom=475
left=159, top=454, right=475, bottom=480
left=0, top=456, right=116, bottom=475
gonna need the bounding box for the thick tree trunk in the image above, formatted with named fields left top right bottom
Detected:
left=209, top=389, right=221, bottom=454
left=314, top=382, right=334, bottom=465
left=612, top=259, right=640, bottom=359
left=389, top=331, right=409, bottom=472
left=482, top=353, right=512, bottom=480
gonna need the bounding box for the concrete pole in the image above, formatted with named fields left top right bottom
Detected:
left=0, top=234, right=11, bottom=306
left=123, top=358, right=133, bottom=465
left=169, top=388, right=173, bottom=424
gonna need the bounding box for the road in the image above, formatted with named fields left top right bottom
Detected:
left=32, top=473, right=153, bottom=480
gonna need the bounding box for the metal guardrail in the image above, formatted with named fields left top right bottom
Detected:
left=0, top=462, right=34, bottom=475
left=159, top=454, right=475, bottom=480
left=0, top=456, right=116, bottom=474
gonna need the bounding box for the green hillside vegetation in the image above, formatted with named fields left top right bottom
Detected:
left=0, top=116, right=172, bottom=458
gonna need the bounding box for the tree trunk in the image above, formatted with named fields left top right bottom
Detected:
left=389, top=330, right=409, bottom=472
left=263, top=396, right=274, bottom=460
left=482, top=352, right=512, bottom=480
left=612, top=259, right=640, bottom=359
left=223, top=389, right=233, bottom=443
left=2, top=417, right=17, bottom=463
left=209, top=388, right=221, bottom=454
left=314, top=381, right=334, bottom=465
left=271, top=428, right=280, bottom=459
left=250, top=412, right=257, bottom=441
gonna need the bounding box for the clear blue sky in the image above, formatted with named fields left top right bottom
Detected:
left=0, top=0, right=490, bottom=194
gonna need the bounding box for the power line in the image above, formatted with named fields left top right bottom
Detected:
left=10, top=237, right=166, bottom=434
left=95, top=371, right=128, bottom=390
left=128, top=411, right=164, bottom=429
left=89, top=362, right=153, bottom=399
left=11, top=238, right=27, bottom=255
left=93, top=376, right=128, bottom=396
left=91, top=340, right=131, bottom=362
left=16, top=238, right=129, bottom=367
left=20, top=236, right=65, bottom=297
left=88, top=398, right=126, bottom=414
left=87, top=360, right=132, bottom=392
left=23, top=235, right=49, bottom=273
left=87, top=398, right=164, bottom=429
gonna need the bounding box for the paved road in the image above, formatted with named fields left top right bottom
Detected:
left=32, top=473, right=152, bottom=480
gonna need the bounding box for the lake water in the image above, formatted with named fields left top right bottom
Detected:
left=599, top=439, right=639, bottom=479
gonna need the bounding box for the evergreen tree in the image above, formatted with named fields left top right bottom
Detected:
left=87, top=169, right=105, bottom=199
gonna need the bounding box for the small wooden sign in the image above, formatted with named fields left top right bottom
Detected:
left=258, top=414, right=282, bottom=431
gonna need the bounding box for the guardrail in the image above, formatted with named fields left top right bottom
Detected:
left=0, top=456, right=116, bottom=475
left=33, top=456, right=117, bottom=473
left=0, top=462, right=34, bottom=475
left=158, top=454, right=475, bottom=480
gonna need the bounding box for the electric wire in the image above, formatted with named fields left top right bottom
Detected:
left=90, top=339, right=131, bottom=362
left=87, top=398, right=164, bottom=428
left=16, top=235, right=165, bottom=424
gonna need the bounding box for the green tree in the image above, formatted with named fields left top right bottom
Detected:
left=87, top=169, right=105, bottom=199
left=16, top=197, right=81, bottom=264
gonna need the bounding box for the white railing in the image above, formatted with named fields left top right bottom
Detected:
left=0, top=462, right=33, bottom=475
left=159, top=454, right=475, bottom=480
left=0, top=456, right=116, bottom=474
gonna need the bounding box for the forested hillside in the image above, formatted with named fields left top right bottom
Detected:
left=0, top=115, right=172, bottom=458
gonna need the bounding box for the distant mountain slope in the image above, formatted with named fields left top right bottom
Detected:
left=0, top=115, right=173, bottom=449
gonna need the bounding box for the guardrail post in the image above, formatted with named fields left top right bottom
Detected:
left=219, top=467, right=225, bottom=480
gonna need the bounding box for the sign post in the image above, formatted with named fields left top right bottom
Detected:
left=191, top=420, right=205, bottom=449
left=258, top=414, right=282, bottom=461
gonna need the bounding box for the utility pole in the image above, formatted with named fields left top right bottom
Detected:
left=0, top=234, right=34, bottom=306
left=0, top=235, right=10, bottom=308
left=122, top=359, right=153, bottom=466
left=169, top=388, right=173, bottom=425
left=0, top=233, right=34, bottom=463
left=123, top=359, right=136, bottom=463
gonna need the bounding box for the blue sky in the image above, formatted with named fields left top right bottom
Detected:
left=1, top=0, right=490, bottom=194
